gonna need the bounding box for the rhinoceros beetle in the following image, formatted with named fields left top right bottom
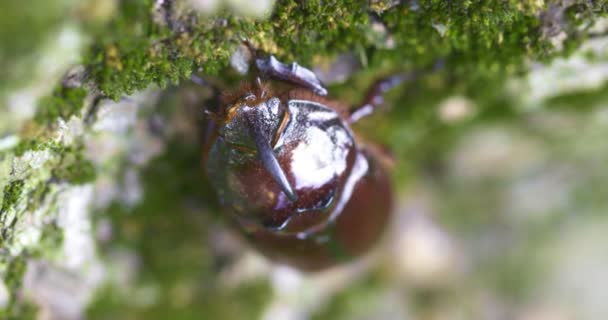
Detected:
left=202, top=51, right=408, bottom=271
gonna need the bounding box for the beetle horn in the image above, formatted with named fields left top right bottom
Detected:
left=251, top=122, right=298, bottom=202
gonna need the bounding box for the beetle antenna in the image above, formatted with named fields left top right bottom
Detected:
left=250, top=119, right=297, bottom=202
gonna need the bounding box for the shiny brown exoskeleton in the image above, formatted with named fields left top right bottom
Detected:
left=203, top=54, right=407, bottom=271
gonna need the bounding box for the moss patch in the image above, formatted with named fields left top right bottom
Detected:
left=0, top=180, right=25, bottom=217
left=87, top=139, right=270, bottom=319
left=0, top=256, right=38, bottom=320
left=52, top=151, right=96, bottom=185
left=82, top=0, right=606, bottom=101
left=34, top=86, right=88, bottom=125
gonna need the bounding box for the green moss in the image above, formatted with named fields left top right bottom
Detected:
left=81, top=0, right=597, bottom=110
left=545, top=82, right=608, bottom=111
left=376, top=1, right=549, bottom=77
left=261, top=0, right=370, bottom=61
left=89, top=278, right=272, bottom=320
left=16, top=141, right=96, bottom=185
left=13, top=139, right=69, bottom=158
left=0, top=303, right=38, bottom=320
left=84, top=0, right=373, bottom=100
left=87, top=139, right=270, bottom=319
left=52, top=151, right=96, bottom=185
left=30, top=222, right=64, bottom=259
left=85, top=0, right=208, bottom=100
left=13, top=139, right=49, bottom=157
left=34, top=86, right=88, bottom=125
left=1, top=180, right=25, bottom=216
left=0, top=256, right=38, bottom=320
left=207, top=280, right=272, bottom=320
left=311, top=273, right=385, bottom=320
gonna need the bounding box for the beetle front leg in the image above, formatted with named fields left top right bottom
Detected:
left=348, top=73, right=412, bottom=124
left=255, top=55, right=329, bottom=96
left=349, top=60, right=444, bottom=124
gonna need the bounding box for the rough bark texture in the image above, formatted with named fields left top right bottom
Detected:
left=1, top=0, right=608, bottom=319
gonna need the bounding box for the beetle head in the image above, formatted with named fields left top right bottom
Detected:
left=214, top=83, right=297, bottom=202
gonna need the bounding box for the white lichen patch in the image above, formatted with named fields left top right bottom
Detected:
left=261, top=255, right=377, bottom=320
left=92, top=99, right=141, bottom=134
left=589, top=17, right=608, bottom=34
left=432, top=22, right=448, bottom=37
left=119, top=169, right=143, bottom=207
left=56, top=185, right=97, bottom=270
left=6, top=89, right=38, bottom=122
left=85, top=89, right=163, bottom=209
left=515, top=36, right=608, bottom=109
left=13, top=185, right=106, bottom=319
left=1, top=81, right=162, bottom=314
left=9, top=193, right=55, bottom=257
left=14, top=149, right=54, bottom=173
left=188, top=0, right=220, bottom=13
left=103, top=248, right=140, bottom=294
left=0, top=154, right=14, bottom=205
left=2, top=154, right=58, bottom=259
left=0, top=279, right=8, bottom=309
left=505, top=165, right=579, bottom=222
left=533, top=217, right=608, bottom=320
left=437, top=95, right=475, bottom=123
left=227, top=0, right=275, bottom=17
left=2, top=90, right=164, bottom=315
left=0, top=135, right=19, bottom=152
left=387, top=191, right=462, bottom=289
left=23, top=259, right=104, bottom=320
left=127, top=119, right=165, bottom=166
left=84, top=132, right=124, bottom=167
left=1, top=25, right=84, bottom=133
left=218, top=252, right=270, bottom=289
left=91, top=175, right=121, bottom=210
left=55, top=117, right=85, bottom=145
left=448, top=127, right=546, bottom=181
left=230, top=43, right=252, bottom=75
left=40, top=26, right=84, bottom=81
left=188, top=0, right=275, bottom=17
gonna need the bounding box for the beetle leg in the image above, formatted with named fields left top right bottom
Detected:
left=242, top=39, right=328, bottom=95
left=348, top=73, right=412, bottom=124
left=190, top=74, right=224, bottom=165
left=349, top=60, right=445, bottom=124
left=255, top=55, right=329, bottom=96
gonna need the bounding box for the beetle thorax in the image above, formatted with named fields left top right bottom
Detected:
left=207, top=97, right=358, bottom=231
